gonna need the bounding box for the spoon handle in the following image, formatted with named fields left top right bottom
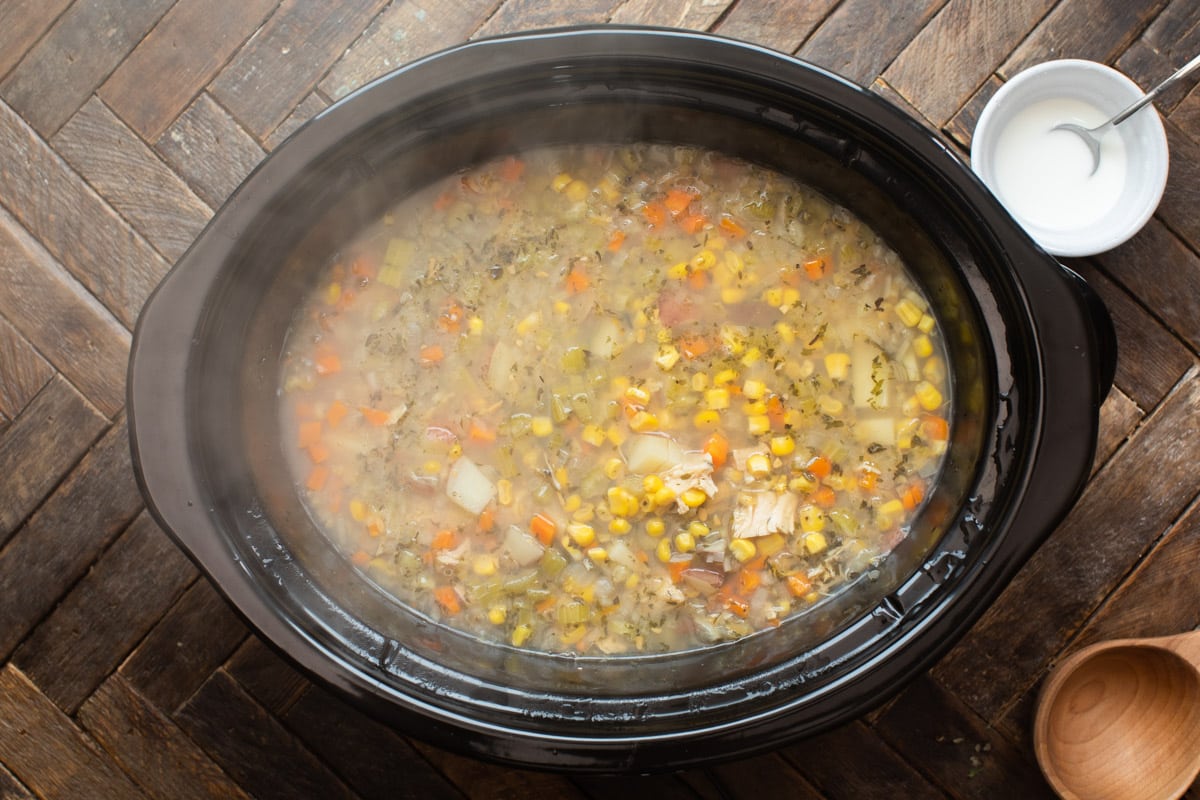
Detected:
left=1162, top=628, right=1200, bottom=670
left=1112, top=52, right=1200, bottom=128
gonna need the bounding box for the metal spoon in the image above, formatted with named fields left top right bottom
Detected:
left=1034, top=630, right=1200, bottom=800
left=1054, top=52, right=1200, bottom=174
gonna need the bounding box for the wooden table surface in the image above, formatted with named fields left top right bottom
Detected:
left=1, top=1, right=1198, bottom=798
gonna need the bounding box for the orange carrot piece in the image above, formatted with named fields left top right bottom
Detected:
left=478, top=507, right=496, bottom=533
left=803, top=256, right=830, bottom=280
left=668, top=559, right=691, bottom=584
left=419, top=344, right=444, bottom=365
left=607, top=229, right=626, bottom=251
left=326, top=400, right=349, bottom=427
left=679, top=213, right=707, bottom=234
left=350, top=256, right=376, bottom=279
left=431, top=529, right=459, bottom=550
left=719, top=215, right=746, bottom=237
left=433, top=189, right=456, bottom=211
left=858, top=467, right=879, bottom=492
left=738, top=567, right=761, bottom=594
left=687, top=269, right=710, bottom=290
left=922, top=415, right=950, bottom=441
left=293, top=401, right=316, bottom=421
left=468, top=419, right=497, bottom=443
left=703, top=431, right=730, bottom=470
left=315, top=353, right=341, bottom=376
left=298, top=420, right=322, bottom=449
left=306, top=465, right=330, bottom=491
left=535, top=595, right=558, bottom=615
left=642, top=202, right=667, bottom=228
left=307, top=442, right=330, bottom=464
left=678, top=335, right=711, bottom=359
left=530, top=513, right=557, bottom=546
left=805, top=456, right=832, bottom=479
left=565, top=264, right=590, bottom=294
left=664, top=189, right=695, bottom=216
left=350, top=550, right=370, bottom=566
left=901, top=482, right=926, bottom=511
left=367, top=520, right=383, bottom=538
left=499, top=155, right=525, bottom=183
left=437, top=301, right=465, bottom=333
left=434, top=586, right=462, bottom=615
left=786, top=574, right=812, bottom=597
left=765, top=394, right=786, bottom=428
left=726, top=597, right=750, bottom=618
left=359, top=406, right=390, bottom=426
left=814, top=486, right=837, bottom=509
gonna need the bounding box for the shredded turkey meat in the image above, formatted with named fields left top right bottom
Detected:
left=733, top=491, right=801, bottom=538
left=661, top=456, right=719, bottom=513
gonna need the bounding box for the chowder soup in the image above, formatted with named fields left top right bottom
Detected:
left=279, top=143, right=951, bottom=655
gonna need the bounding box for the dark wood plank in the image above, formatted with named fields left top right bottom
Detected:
left=12, top=512, right=196, bottom=713
left=411, top=739, right=590, bottom=800
left=0, top=761, right=36, bottom=800
left=798, top=0, right=947, bottom=86
left=0, top=0, right=73, bottom=83
left=1094, top=387, right=1140, bottom=475
left=0, top=97, right=170, bottom=329
left=0, top=0, right=175, bottom=137
left=0, top=313, right=53, bottom=419
left=0, top=665, right=148, bottom=800
left=714, top=0, right=839, bottom=55
left=120, top=577, right=248, bottom=713
left=884, top=0, right=1056, bottom=126
left=1156, top=119, right=1200, bottom=252
left=874, top=677, right=1053, bottom=799
left=0, top=418, right=143, bottom=660
left=263, top=92, right=329, bottom=152
left=318, top=0, right=502, bottom=103
left=0, top=375, right=107, bottom=543
left=52, top=97, right=213, bottom=264
left=1000, top=0, right=1168, bottom=79
left=176, top=669, right=358, bottom=800
left=574, top=773, right=702, bottom=800
left=1141, top=0, right=1200, bottom=66
left=224, top=637, right=309, bottom=717
left=78, top=675, right=254, bottom=800
left=1094, top=220, right=1200, bottom=352
left=779, top=720, right=947, bottom=799
left=473, top=0, right=620, bottom=38
left=155, top=93, right=266, bottom=210
left=0, top=208, right=129, bottom=419
left=1173, top=86, right=1200, bottom=144
left=942, top=75, right=1002, bottom=151
left=934, top=367, right=1200, bottom=722
left=99, top=0, right=279, bottom=141
left=283, top=685, right=465, bottom=800
left=695, top=753, right=823, bottom=800
left=608, top=0, right=734, bottom=29
left=210, top=0, right=390, bottom=139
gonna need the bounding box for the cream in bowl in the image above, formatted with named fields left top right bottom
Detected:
left=971, top=59, right=1168, bottom=257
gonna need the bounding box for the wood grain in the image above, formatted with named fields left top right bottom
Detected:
left=608, top=0, right=735, bottom=29
left=210, top=0, right=391, bottom=139
left=942, top=75, right=1002, bottom=151
left=1094, top=388, right=1141, bottom=475
left=53, top=97, right=213, bottom=264
left=0, top=665, right=147, bottom=800
left=0, top=0, right=73, bottom=83
left=473, top=0, right=620, bottom=38
left=263, top=92, right=329, bottom=152
left=0, top=97, right=170, bottom=328
left=0, top=762, right=35, bottom=800
left=224, top=637, right=310, bottom=717
left=0, top=313, right=53, bottom=419
left=0, top=207, right=130, bottom=418
left=714, top=0, right=838, bottom=55
left=0, top=0, right=174, bottom=137
left=411, top=739, right=590, bottom=800
left=78, top=674, right=254, bottom=800
left=1000, top=0, right=1168, bottom=78
left=0, top=375, right=107, bottom=543
left=155, top=93, right=266, bottom=210
left=12, top=512, right=196, bottom=714
left=99, top=0, right=279, bottom=141
left=1157, top=120, right=1200, bottom=251
left=798, top=0, right=948, bottom=85
left=702, top=753, right=823, bottom=800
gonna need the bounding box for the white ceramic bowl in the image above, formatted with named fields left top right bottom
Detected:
left=972, top=59, right=1169, bottom=257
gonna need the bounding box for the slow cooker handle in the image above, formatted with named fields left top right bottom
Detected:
left=1056, top=263, right=1117, bottom=400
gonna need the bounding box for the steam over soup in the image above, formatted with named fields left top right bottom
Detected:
left=279, top=144, right=951, bottom=655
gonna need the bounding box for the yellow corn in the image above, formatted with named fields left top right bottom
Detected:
left=628, top=411, right=659, bottom=432
left=422, top=460, right=441, bottom=475
left=693, top=409, right=721, bottom=429
left=656, top=346, right=681, bottom=371
left=781, top=287, right=801, bottom=308
left=674, top=531, right=696, bottom=552
left=756, top=532, right=786, bottom=557
left=714, top=368, right=738, bottom=386
left=656, top=537, right=673, bottom=563
left=775, top=322, right=796, bottom=344
left=607, top=487, right=639, bottom=517
left=531, top=416, right=553, bottom=437
left=740, top=347, right=763, bottom=366
left=770, top=436, right=796, bottom=456
left=691, top=250, right=717, bottom=270
left=608, top=518, right=631, bottom=535
left=748, top=415, right=771, bottom=436
left=681, top=488, right=708, bottom=508
left=553, top=300, right=571, bottom=316
left=565, top=179, right=589, bottom=202
left=511, top=623, right=533, bottom=647
left=705, top=388, right=731, bottom=410
left=516, top=311, right=541, bottom=336
left=645, top=518, right=665, bottom=537
left=605, top=425, right=627, bottom=446
left=803, top=531, right=828, bottom=555
left=721, top=327, right=746, bottom=355
left=551, top=172, right=572, bottom=192
left=568, top=523, right=596, bottom=547
left=668, top=261, right=690, bottom=280
left=742, top=379, right=766, bottom=400
left=824, top=352, right=851, bottom=381
left=690, top=372, right=709, bottom=391
left=587, top=547, right=609, bottom=563
left=743, top=400, right=767, bottom=416
left=918, top=313, right=936, bottom=334
left=653, top=487, right=676, bottom=507
left=472, top=554, right=498, bottom=576
left=687, top=521, right=710, bottom=538
left=799, top=504, right=826, bottom=532
left=913, top=334, right=934, bottom=358
left=746, top=452, right=772, bottom=478
left=789, top=474, right=817, bottom=493
left=604, top=458, right=626, bottom=480
left=349, top=499, right=367, bottom=522
left=563, top=494, right=582, bottom=513
left=325, top=282, right=341, bottom=305
left=643, top=474, right=665, bottom=494
left=895, top=299, right=923, bottom=327
left=572, top=504, right=595, bottom=523
left=721, top=286, right=747, bottom=304
left=487, top=606, right=507, bottom=625
left=497, top=479, right=513, bottom=506
left=582, top=424, right=607, bottom=447
left=624, top=385, right=651, bottom=405
left=817, top=395, right=844, bottom=415
left=729, top=538, right=757, bottom=562
left=762, top=286, right=785, bottom=307
left=915, top=381, right=943, bottom=411
left=467, top=316, right=484, bottom=335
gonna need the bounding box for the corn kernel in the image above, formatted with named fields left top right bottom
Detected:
left=497, top=479, right=513, bottom=506
left=789, top=474, right=817, bottom=493
left=918, top=313, right=936, bottom=334
left=551, top=172, right=572, bottom=192
left=817, top=395, right=844, bottom=415
left=349, top=499, right=367, bottom=522
left=587, top=547, right=609, bottom=563
left=895, top=299, right=923, bottom=327
left=690, top=372, right=709, bottom=391
left=629, top=411, right=659, bottom=432
left=604, top=458, right=626, bottom=480
left=770, top=436, right=796, bottom=456
left=511, top=623, right=533, bottom=647
left=687, top=521, right=710, bottom=538
left=605, top=424, right=627, bottom=446
left=913, top=334, right=934, bottom=358
left=742, top=379, right=766, bottom=400
left=721, top=287, right=747, bottom=304
left=582, top=424, right=607, bottom=447
left=516, top=311, right=541, bottom=336
left=472, top=554, right=498, bottom=576
left=645, top=518, right=666, bottom=537
left=708, top=236, right=727, bottom=251
left=653, top=487, right=677, bottom=507
left=740, top=347, right=763, bottom=366
left=681, top=488, right=708, bottom=508
left=799, top=504, right=826, bottom=532
left=325, top=282, right=341, bottom=305
left=608, top=518, right=631, bottom=535
left=915, top=381, right=943, bottom=411
left=781, top=287, right=801, bottom=308
left=565, top=179, right=589, bottom=202
left=656, top=537, right=673, bottom=562
left=625, top=573, right=640, bottom=589
left=531, top=416, right=553, bottom=437
left=607, top=486, right=638, bottom=517
left=693, top=409, right=721, bottom=429
left=746, top=452, right=772, bottom=478
left=487, top=606, right=507, bottom=625
left=721, top=327, right=746, bottom=355
left=691, top=250, right=717, bottom=270
left=803, top=531, right=828, bottom=555
left=643, top=474, right=665, bottom=494
left=824, top=352, right=851, bottom=381
left=705, top=388, right=731, bottom=410
left=714, top=369, right=738, bottom=386
left=674, top=531, right=696, bottom=553
left=423, top=460, right=442, bottom=475
left=568, top=523, right=596, bottom=547
left=563, top=494, right=582, bottom=513
left=762, top=286, right=785, bottom=306
left=553, top=300, right=571, bottom=315
left=743, top=400, right=767, bottom=416
left=572, top=504, right=595, bottom=523
left=748, top=414, right=771, bottom=436
left=668, top=261, right=690, bottom=280
left=729, top=538, right=757, bottom=562
left=757, top=532, right=786, bottom=557
left=775, top=322, right=796, bottom=344
left=624, top=385, right=650, bottom=405
left=655, top=346, right=681, bottom=371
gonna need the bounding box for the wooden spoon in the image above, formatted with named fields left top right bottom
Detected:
left=1034, top=631, right=1200, bottom=800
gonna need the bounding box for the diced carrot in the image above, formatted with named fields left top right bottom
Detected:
left=687, top=269, right=710, bottom=290
left=678, top=213, right=707, bottom=234
left=359, top=406, right=390, bottom=426
left=719, top=215, right=746, bottom=237
left=468, top=419, right=497, bottom=443
left=667, top=559, right=691, bottom=584
left=306, top=465, right=329, bottom=491
left=419, top=344, right=444, bottom=365
left=642, top=202, right=667, bottom=229
left=315, top=352, right=341, bottom=376
left=535, top=596, right=558, bottom=615
left=478, top=507, right=496, bottom=533
left=805, top=456, right=832, bottom=479
left=307, top=442, right=330, bottom=464
left=298, top=420, right=322, bottom=448
left=901, top=482, right=926, bottom=511
left=350, top=550, right=370, bottom=567
left=367, top=520, right=383, bottom=538
left=431, top=529, right=459, bottom=550
left=922, top=415, right=950, bottom=441
left=434, top=586, right=462, bottom=615
left=814, top=485, right=837, bottom=509
left=738, top=567, right=761, bottom=594
left=858, top=467, right=879, bottom=492
left=803, top=256, right=830, bottom=280
left=433, top=189, right=456, bottom=211
left=678, top=335, right=711, bottom=359
left=703, top=431, right=730, bottom=470
left=530, top=513, right=557, bottom=546
left=607, top=229, right=626, bottom=251
left=326, top=400, right=349, bottom=427
left=336, top=289, right=356, bottom=312
left=786, top=574, right=812, bottom=597
left=350, top=256, right=376, bottom=279
left=437, top=301, right=465, bottom=333
left=765, top=394, right=786, bottom=428
left=499, top=155, right=525, bottom=183
left=726, top=597, right=750, bottom=618
left=664, top=189, right=695, bottom=216
left=565, top=264, right=590, bottom=294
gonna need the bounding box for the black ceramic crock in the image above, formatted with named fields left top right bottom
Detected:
left=128, top=27, right=1115, bottom=772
